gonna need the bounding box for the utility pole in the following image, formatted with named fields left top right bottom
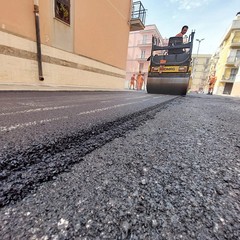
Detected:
left=196, top=38, right=205, bottom=58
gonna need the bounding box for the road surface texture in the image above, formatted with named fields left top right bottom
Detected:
left=0, top=92, right=176, bottom=208
left=0, top=93, right=240, bottom=239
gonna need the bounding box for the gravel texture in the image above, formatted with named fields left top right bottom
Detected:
left=0, top=94, right=240, bottom=239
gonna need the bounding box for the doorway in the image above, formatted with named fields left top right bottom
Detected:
left=223, top=83, right=233, bottom=95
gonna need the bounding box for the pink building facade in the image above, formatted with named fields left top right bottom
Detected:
left=125, top=24, right=167, bottom=89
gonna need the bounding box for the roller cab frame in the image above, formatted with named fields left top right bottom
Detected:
left=147, top=31, right=195, bottom=95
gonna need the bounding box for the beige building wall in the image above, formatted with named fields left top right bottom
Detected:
left=214, top=13, right=240, bottom=97
left=0, top=0, right=133, bottom=91
left=191, top=54, right=211, bottom=92
left=74, top=1, right=131, bottom=69
left=1, top=0, right=35, bottom=40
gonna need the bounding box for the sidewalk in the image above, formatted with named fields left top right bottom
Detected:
left=0, top=94, right=239, bottom=239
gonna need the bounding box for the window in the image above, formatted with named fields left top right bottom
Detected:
left=153, top=37, right=160, bottom=46
left=139, top=63, right=144, bottom=71
left=142, top=35, right=147, bottom=44
left=230, top=68, right=238, bottom=80
left=141, top=50, right=146, bottom=59
left=236, top=50, right=240, bottom=59
left=227, top=50, right=238, bottom=62
left=55, top=0, right=70, bottom=24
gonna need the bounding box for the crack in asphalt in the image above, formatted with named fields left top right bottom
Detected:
left=0, top=98, right=178, bottom=208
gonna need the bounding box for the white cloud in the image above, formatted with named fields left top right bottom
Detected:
left=170, top=0, right=211, bottom=10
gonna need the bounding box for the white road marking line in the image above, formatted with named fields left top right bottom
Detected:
left=18, top=102, right=40, bottom=107
left=0, top=99, right=151, bottom=133
left=0, top=96, right=152, bottom=116
left=0, top=116, right=69, bottom=132
left=125, top=95, right=149, bottom=100
left=77, top=99, right=148, bottom=115
left=0, top=105, right=79, bottom=116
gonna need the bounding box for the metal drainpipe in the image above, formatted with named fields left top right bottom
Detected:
left=33, top=0, right=44, bottom=81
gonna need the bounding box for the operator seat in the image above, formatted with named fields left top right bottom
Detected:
left=168, top=37, right=184, bottom=54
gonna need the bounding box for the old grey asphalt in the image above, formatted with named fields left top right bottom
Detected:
left=0, top=93, right=240, bottom=239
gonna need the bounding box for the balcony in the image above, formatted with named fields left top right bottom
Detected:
left=130, top=1, right=146, bottom=31
left=137, top=40, right=152, bottom=47
left=225, top=56, right=238, bottom=66
left=136, top=56, right=148, bottom=62
left=230, top=20, right=240, bottom=30
left=221, top=75, right=236, bottom=82
left=230, top=40, right=240, bottom=48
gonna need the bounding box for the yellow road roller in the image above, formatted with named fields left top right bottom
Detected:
left=146, top=31, right=195, bottom=95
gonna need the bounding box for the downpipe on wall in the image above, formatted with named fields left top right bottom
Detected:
left=34, top=0, right=44, bottom=81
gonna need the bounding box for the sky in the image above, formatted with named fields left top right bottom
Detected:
left=139, top=0, right=239, bottom=55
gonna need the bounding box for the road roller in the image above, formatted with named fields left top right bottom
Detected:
left=146, top=31, right=195, bottom=95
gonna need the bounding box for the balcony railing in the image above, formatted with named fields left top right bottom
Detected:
left=137, top=40, right=152, bottom=47
left=130, top=1, right=146, bottom=31
left=231, top=39, right=240, bottom=48
left=226, top=56, right=238, bottom=66
left=221, top=75, right=236, bottom=82
left=231, top=20, right=240, bottom=30
left=136, top=56, right=148, bottom=62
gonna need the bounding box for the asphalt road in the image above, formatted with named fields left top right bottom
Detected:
left=0, top=92, right=239, bottom=239
left=0, top=91, right=176, bottom=151
left=0, top=91, right=177, bottom=208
